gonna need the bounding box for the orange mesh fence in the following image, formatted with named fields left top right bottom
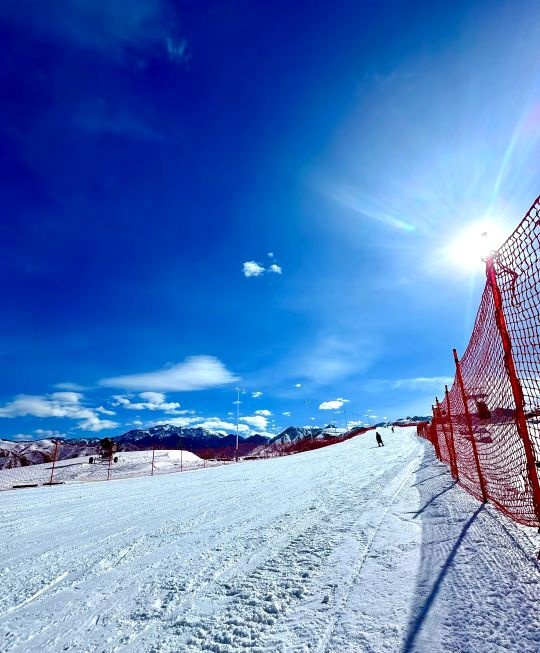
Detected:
left=421, top=197, right=540, bottom=528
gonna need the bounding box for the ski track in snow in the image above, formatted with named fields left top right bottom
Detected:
left=0, top=427, right=538, bottom=652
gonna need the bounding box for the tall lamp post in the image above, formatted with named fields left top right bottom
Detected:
left=234, top=386, right=244, bottom=462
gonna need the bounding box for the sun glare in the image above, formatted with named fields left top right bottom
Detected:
left=444, top=221, right=507, bottom=272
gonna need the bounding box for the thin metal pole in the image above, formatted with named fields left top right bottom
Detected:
left=107, top=453, right=112, bottom=481
left=486, top=257, right=540, bottom=524
left=49, top=440, right=59, bottom=485
left=181, top=436, right=183, bottom=472
left=445, top=385, right=459, bottom=482
left=235, top=387, right=243, bottom=462
left=453, top=348, right=488, bottom=502
left=151, top=446, right=155, bottom=476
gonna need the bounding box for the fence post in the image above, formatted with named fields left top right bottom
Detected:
left=107, top=454, right=112, bottom=481
left=436, top=396, right=458, bottom=480
left=486, top=256, right=540, bottom=526
left=49, top=440, right=59, bottom=485
left=453, top=348, right=488, bottom=502
left=431, top=405, right=442, bottom=460
left=151, top=446, right=155, bottom=477
left=445, top=384, right=459, bottom=482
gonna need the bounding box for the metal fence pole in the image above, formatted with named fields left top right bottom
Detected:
left=486, top=256, right=540, bottom=525
left=453, top=348, right=488, bottom=502
left=151, top=446, right=155, bottom=477
left=49, top=440, right=59, bottom=485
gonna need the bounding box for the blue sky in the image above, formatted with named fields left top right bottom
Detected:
left=2, top=0, right=540, bottom=441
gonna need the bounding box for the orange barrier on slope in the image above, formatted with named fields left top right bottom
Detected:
left=419, top=197, right=540, bottom=528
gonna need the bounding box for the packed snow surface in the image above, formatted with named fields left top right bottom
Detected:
left=0, top=450, right=205, bottom=490
left=0, top=427, right=538, bottom=652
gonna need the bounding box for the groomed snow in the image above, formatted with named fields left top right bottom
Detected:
left=0, top=427, right=538, bottom=652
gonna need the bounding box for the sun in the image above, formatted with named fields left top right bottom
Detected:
left=443, top=220, right=507, bottom=272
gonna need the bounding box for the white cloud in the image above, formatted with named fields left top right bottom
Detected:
left=255, top=409, right=272, bottom=416
left=112, top=391, right=183, bottom=413
left=0, top=393, right=118, bottom=432
left=35, top=429, right=65, bottom=439
left=243, top=261, right=265, bottom=277
left=240, top=415, right=268, bottom=430
left=319, top=398, right=349, bottom=410
left=268, top=264, right=282, bottom=274
left=268, top=252, right=274, bottom=258
left=132, top=420, right=144, bottom=427
left=163, top=416, right=199, bottom=428
left=282, top=411, right=291, bottom=417
left=96, top=406, right=116, bottom=416
left=390, top=376, right=454, bottom=390
left=195, top=418, right=250, bottom=434
left=10, top=433, right=34, bottom=441
left=251, top=391, right=263, bottom=398
left=54, top=382, right=87, bottom=391
left=100, top=356, right=238, bottom=391
left=51, top=391, right=82, bottom=404
left=295, top=383, right=302, bottom=388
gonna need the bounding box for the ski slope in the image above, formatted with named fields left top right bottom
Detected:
left=0, top=427, right=538, bottom=652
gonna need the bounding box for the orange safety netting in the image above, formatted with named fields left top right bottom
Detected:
left=418, top=197, right=540, bottom=528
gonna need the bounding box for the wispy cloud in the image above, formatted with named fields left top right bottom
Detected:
left=0, top=1, right=183, bottom=61
left=251, top=391, right=263, bottom=398
left=387, top=377, right=454, bottom=391
left=35, top=429, right=65, bottom=439
left=54, top=382, right=88, bottom=391
left=9, top=433, right=34, bottom=441
left=100, top=356, right=238, bottom=391
left=0, top=393, right=118, bottom=432
left=255, top=409, right=272, bottom=416
left=268, top=264, right=282, bottom=274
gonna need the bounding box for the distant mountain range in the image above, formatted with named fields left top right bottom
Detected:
left=0, top=424, right=268, bottom=470
left=0, top=418, right=431, bottom=470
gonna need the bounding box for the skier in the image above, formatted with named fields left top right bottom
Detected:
left=376, top=431, right=384, bottom=447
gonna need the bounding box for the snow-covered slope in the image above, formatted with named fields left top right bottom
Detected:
left=0, top=449, right=206, bottom=490
left=0, top=427, right=537, bottom=652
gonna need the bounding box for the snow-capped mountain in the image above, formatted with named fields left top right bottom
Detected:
left=268, top=426, right=324, bottom=445
left=0, top=425, right=269, bottom=469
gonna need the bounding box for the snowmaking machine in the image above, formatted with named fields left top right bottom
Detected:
left=88, top=437, right=119, bottom=464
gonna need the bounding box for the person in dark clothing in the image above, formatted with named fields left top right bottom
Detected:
left=376, top=431, right=384, bottom=447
